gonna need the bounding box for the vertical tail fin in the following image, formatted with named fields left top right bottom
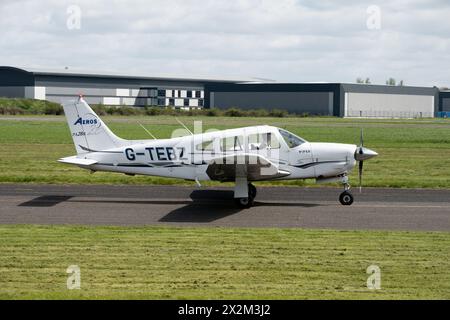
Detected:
left=62, top=97, right=128, bottom=154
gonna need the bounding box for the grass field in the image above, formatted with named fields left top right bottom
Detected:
left=0, top=115, right=449, bottom=188
left=0, top=225, right=449, bottom=300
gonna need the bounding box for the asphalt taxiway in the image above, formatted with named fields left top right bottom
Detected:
left=0, top=184, right=449, bottom=231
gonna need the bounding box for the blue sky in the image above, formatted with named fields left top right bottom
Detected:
left=0, top=0, right=449, bottom=86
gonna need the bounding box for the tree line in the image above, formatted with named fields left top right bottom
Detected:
left=356, top=77, right=405, bottom=86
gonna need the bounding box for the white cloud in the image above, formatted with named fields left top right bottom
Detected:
left=0, top=0, right=449, bottom=86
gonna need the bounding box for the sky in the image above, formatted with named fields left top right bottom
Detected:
left=0, top=0, right=449, bottom=87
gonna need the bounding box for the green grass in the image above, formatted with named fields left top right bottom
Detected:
left=1, top=115, right=449, bottom=301
left=0, top=116, right=449, bottom=188
left=0, top=225, right=449, bottom=300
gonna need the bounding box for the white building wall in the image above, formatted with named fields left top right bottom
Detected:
left=346, top=92, right=435, bottom=118
left=130, top=89, right=140, bottom=97
left=116, top=88, right=130, bottom=97
left=121, top=97, right=136, bottom=105
left=25, top=86, right=46, bottom=100
left=103, top=97, right=121, bottom=105
left=175, top=98, right=184, bottom=107
left=189, top=99, right=199, bottom=107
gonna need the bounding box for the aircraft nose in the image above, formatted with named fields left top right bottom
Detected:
left=354, top=147, right=378, bottom=161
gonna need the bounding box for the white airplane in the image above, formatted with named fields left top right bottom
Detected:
left=59, top=97, right=378, bottom=208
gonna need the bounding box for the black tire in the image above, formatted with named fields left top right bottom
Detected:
left=235, top=197, right=253, bottom=209
left=248, top=183, right=257, bottom=199
left=339, top=191, right=354, bottom=206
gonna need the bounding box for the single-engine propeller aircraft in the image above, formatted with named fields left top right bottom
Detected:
left=59, top=97, right=378, bottom=208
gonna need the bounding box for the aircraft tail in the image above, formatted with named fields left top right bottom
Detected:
left=62, top=97, right=129, bottom=155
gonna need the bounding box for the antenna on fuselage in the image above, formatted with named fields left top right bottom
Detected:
left=175, top=117, right=194, bottom=136
left=138, top=123, right=157, bottom=139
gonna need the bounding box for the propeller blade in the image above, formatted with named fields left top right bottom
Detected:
left=359, top=160, right=364, bottom=193
left=360, top=128, right=364, bottom=148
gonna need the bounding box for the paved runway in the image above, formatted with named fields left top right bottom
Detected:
left=0, top=184, right=449, bottom=231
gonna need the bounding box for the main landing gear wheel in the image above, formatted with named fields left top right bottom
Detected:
left=248, top=183, right=257, bottom=199
left=235, top=184, right=257, bottom=208
left=339, top=191, right=354, bottom=206
left=235, top=197, right=253, bottom=208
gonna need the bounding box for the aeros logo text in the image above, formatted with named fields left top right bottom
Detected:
left=74, top=117, right=98, bottom=126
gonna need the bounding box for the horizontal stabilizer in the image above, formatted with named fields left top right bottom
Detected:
left=58, top=156, right=98, bottom=166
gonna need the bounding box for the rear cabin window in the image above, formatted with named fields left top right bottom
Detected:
left=220, top=136, right=243, bottom=152
left=196, top=140, right=214, bottom=152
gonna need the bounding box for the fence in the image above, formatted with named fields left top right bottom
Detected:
left=346, top=109, right=435, bottom=119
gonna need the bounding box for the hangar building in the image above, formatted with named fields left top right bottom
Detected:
left=0, top=66, right=446, bottom=118
left=0, top=66, right=241, bottom=109
left=205, top=83, right=440, bottom=118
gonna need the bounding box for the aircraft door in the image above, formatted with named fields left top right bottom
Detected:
left=247, top=131, right=282, bottom=163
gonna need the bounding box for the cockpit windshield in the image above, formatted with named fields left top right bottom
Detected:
left=278, top=129, right=307, bottom=148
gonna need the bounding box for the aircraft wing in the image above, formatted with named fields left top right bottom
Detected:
left=206, top=153, right=290, bottom=182
left=58, top=156, right=98, bottom=166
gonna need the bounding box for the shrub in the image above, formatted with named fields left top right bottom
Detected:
left=92, top=104, right=107, bottom=116
left=43, top=103, right=64, bottom=115
left=0, top=106, right=25, bottom=115
left=0, top=98, right=316, bottom=118
left=268, top=109, right=288, bottom=118
left=204, top=108, right=221, bottom=117
left=105, top=106, right=116, bottom=115
left=114, top=106, right=138, bottom=116
left=224, top=108, right=245, bottom=117
left=247, top=109, right=269, bottom=117
left=144, top=107, right=162, bottom=116
left=0, top=98, right=62, bottom=115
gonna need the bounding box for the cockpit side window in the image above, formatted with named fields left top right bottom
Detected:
left=279, top=129, right=306, bottom=148
left=248, top=132, right=280, bottom=150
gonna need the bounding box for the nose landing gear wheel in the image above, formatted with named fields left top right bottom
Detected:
left=339, top=191, right=354, bottom=206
